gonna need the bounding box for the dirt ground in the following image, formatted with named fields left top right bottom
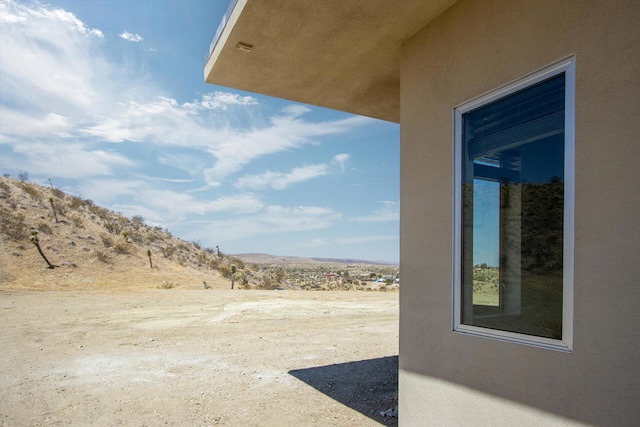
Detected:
left=0, top=289, right=398, bottom=426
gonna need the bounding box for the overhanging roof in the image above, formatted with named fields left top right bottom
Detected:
left=205, top=0, right=456, bottom=123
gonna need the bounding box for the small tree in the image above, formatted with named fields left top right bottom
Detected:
left=28, top=230, right=55, bottom=269
left=230, top=264, right=237, bottom=289
left=18, top=170, right=29, bottom=182
left=147, top=249, right=153, bottom=268
left=48, top=197, right=59, bottom=223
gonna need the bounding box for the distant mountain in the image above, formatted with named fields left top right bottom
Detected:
left=235, top=253, right=397, bottom=266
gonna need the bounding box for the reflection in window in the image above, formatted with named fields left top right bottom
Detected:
left=460, top=74, right=565, bottom=340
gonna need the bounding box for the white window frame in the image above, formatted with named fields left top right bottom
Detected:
left=452, top=57, right=575, bottom=352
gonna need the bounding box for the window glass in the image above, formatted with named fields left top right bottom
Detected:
left=460, top=74, right=565, bottom=339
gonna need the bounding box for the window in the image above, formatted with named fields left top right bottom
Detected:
left=453, top=58, right=574, bottom=351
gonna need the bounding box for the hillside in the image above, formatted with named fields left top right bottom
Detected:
left=0, top=177, right=398, bottom=292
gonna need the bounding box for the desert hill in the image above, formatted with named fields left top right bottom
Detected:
left=0, top=176, right=398, bottom=292
left=236, top=253, right=397, bottom=267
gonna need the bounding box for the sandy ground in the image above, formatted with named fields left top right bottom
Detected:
left=0, top=289, right=398, bottom=426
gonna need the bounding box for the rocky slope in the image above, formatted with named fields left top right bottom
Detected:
left=0, top=177, right=398, bottom=292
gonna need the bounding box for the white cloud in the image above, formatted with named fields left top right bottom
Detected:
left=235, top=164, right=328, bottom=190
left=203, top=107, right=370, bottom=184
left=295, top=234, right=398, bottom=248
left=179, top=204, right=342, bottom=243
left=0, top=142, right=135, bottom=179
left=0, top=0, right=105, bottom=114
left=119, top=31, right=143, bottom=42
left=77, top=178, right=265, bottom=223
left=183, top=92, right=258, bottom=111
left=0, top=0, right=373, bottom=186
left=353, top=201, right=399, bottom=223
left=0, top=0, right=103, bottom=37
left=333, top=153, right=350, bottom=172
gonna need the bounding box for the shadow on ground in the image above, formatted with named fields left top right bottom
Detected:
left=289, top=356, right=398, bottom=426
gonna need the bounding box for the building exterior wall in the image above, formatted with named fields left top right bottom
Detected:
left=399, top=0, right=640, bottom=425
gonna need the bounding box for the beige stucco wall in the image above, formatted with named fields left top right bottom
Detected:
left=399, top=0, right=640, bottom=425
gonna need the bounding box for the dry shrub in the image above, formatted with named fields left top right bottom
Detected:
left=218, top=265, right=232, bottom=279
left=103, top=219, right=120, bottom=235
left=158, top=281, right=177, bottom=289
left=18, top=182, right=40, bottom=200
left=0, top=209, right=27, bottom=241
left=101, top=234, right=114, bottom=248
left=67, top=196, right=83, bottom=210
left=113, top=241, right=130, bottom=254
left=94, top=250, right=112, bottom=263
left=51, top=188, right=65, bottom=199
left=161, top=245, right=175, bottom=258
left=0, top=181, right=10, bottom=199
left=230, top=257, right=245, bottom=269
left=36, top=221, right=53, bottom=235
left=68, top=214, right=84, bottom=228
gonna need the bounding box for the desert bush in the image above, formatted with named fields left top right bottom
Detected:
left=207, top=259, right=220, bottom=270
left=87, top=203, right=109, bottom=219
left=36, top=221, right=53, bottom=235
left=147, top=233, right=159, bottom=242
left=113, top=241, right=130, bottom=254
left=81, top=198, right=94, bottom=208
left=161, top=245, right=175, bottom=258
left=230, top=257, right=245, bottom=270
left=68, top=214, right=85, bottom=228
left=158, top=281, right=177, bottom=289
left=190, top=240, right=201, bottom=250
left=18, top=182, right=40, bottom=200
left=95, top=250, right=112, bottom=263
left=51, top=187, right=65, bottom=199
left=0, top=181, right=10, bottom=199
left=272, top=268, right=286, bottom=282
left=67, top=196, right=83, bottom=210
left=0, top=209, right=27, bottom=241
left=219, top=265, right=232, bottom=279
left=131, top=215, right=145, bottom=227
left=103, top=219, right=120, bottom=235
left=101, top=234, right=114, bottom=248
left=55, top=202, right=67, bottom=216
left=195, top=251, right=209, bottom=265
left=260, top=277, right=279, bottom=290
left=18, top=171, right=29, bottom=182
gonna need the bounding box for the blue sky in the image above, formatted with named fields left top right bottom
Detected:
left=0, top=0, right=399, bottom=262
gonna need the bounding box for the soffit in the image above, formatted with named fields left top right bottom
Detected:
left=205, top=0, right=456, bottom=123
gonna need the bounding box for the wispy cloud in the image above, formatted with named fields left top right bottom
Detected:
left=78, top=178, right=265, bottom=222
left=183, top=92, right=258, bottom=111
left=353, top=201, right=399, bottom=223
left=0, top=0, right=104, bottom=115
left=119, top=31, right=143, bottom=42
left=235, top=164, right=329, bottom=190
left=0, top=0, right=372, bottom=184
left=179, top=204, right=343, bottom=242
left=296, top=234, right=398, bottom=248
left=333, top=153, right=350, bottom=172
left=202, top=108, right=370, bottom=185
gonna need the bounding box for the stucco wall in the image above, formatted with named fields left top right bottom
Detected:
left=399, top=0, right=640, bottom=425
